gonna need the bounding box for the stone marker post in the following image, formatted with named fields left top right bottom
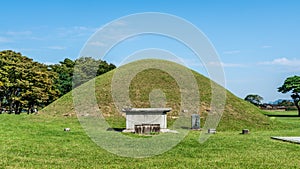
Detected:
left=191, top=114, right=200, bottom=129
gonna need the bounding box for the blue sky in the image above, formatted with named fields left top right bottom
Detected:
left=0, top=0, right=300, bottom=102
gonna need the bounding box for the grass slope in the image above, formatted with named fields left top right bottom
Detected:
left=44, top=59, right=272, bottom=131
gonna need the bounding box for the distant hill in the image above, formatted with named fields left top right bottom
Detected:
left=268, top=99, right=293, bottom=105
left=42, top=59, right=272, bottom=131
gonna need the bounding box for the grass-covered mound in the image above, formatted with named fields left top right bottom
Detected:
left=43, top=59, right=272, bottom=131
left=2, top=60, right=300, bottom=168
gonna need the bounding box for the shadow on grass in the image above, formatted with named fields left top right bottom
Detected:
left=266, top=114, right=300, bottom=117
left=106, top=128, right=125, bottom=132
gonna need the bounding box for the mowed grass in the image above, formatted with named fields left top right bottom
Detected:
left=1, top=60, right=300, bottom=168
left=263, top=110, right=299, bottom=116
left=263, top=110, right=300, bottom=130
left=1, top=112, right=300, bottom=168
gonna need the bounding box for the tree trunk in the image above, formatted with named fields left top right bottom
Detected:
left=28, top=103, right=34, bottom=114
left=291, top=93, right=300, bottom=117
left=295, top=100, right=300, bottom=117
left=294, top=99, right=300, bottom=117
left=0, top=99, right=2, bottom=114
left=9, top=100, right=14, bottom=114
left=28, top=105, right=32, bottom=114
left=15, top=101, right=21, bottom=115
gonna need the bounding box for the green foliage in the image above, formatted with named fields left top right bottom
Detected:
left=277, top=100, right=294, bottom=107
left=277, top=100, right=296, bottom=111
left=51, top=57, right=116, bottom=96
left=97, top=60, right=116, bottom=76
left=73, top=57, right=116, bottom=87
left=0, top=49, right=117, bottom=113
left=0, top=50, right=59, bottom=113
left=0, top=50, right=117, bottom=113
left=73, top=57, right=99, bottom=87
left=244, top=94, right=263, bottom=106
left=50, top=58, right=75, bottom=96
left=278, top=76, right=300, bottom=115
left=278, top=76, right=300, bottom=93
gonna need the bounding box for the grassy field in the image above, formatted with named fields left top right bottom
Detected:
left=1, top=61, right=300, bottom=168
left=1, top=111, right=300, bottom=168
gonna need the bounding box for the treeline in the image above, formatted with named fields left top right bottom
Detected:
left=244, top=94, right=296, bottom=111
left=0, top=50, right=116, bottom=114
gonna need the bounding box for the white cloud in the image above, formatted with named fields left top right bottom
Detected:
left=89, top=41, right=106, bottom=47
left=46, top=46, right=66, bottom=50
left=56, top=26, right=98, bottom=37
left=43, top=61, right=58, bottom=65
left=0, top=37, right=13, bottom=43
left=260, top=57, right=300, bottom=66
left=261, top=45, right=272, bottom=48
left=209, top=61, right=245, bottom=68
left=11, top=48, right=39, bottom=52
left=223, top=50, right=240, bottom=55
left=6, top=31, right=32, bottom=36
left=72, top=26, right=98, bottom=32
left=111, top=20, right=127, bottom=26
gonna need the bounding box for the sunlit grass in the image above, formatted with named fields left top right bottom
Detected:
left=1, top=112, right=300, bottom=168
left=1, top=61, right=299, bottom=168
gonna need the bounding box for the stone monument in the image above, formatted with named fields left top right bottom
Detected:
left=191, top=114, right=200, bottom=129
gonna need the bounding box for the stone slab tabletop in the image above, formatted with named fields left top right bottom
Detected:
left=122, top=108, right=172, bottom=112
left=271, top=136, right=300, bottom=144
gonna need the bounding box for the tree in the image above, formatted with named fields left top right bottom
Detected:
left=97, top=60, right=116, bottom=75
left=50, top=57, right=116, bottom=96
left=0, top=51, right=116, bottom=114
left=277, top=100, right=294, bottom=107
left=0, top=50, right=59, bottom=114
left=50, top=58, right=75, bottom=96
left=278, top=75, right=300, bottom=116
left=244, top=94, right=263, bottom=106
left=73, top=57, right=116, bottom=87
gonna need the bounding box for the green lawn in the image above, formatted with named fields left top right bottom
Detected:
left=263, top=111, right=300, bottom=128
left=263, top=110, right=298, bottom=116
left=1, top=112, right=300, bottom=168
